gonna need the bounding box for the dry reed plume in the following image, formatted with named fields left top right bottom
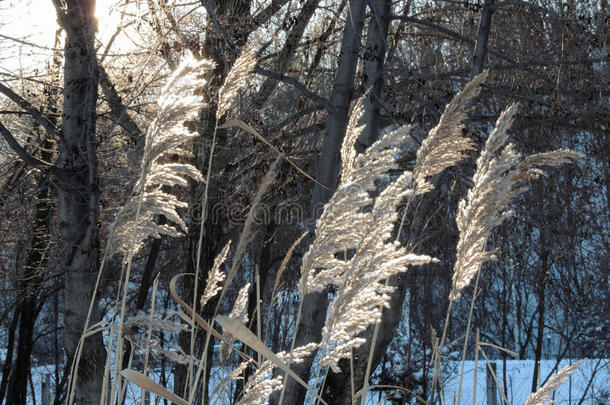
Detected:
left=97, top=56, right=586, bottom=405
left=450, top=104, right=583, bottom=301
left=217, top=43, right=258, bottom=119
left=95, top=53, right=215, bottom=405
left=413, top=71, right=487, bottom=194
left=108, top=54, right=215, bottom=258
left=301, top=72, right=490, bottom=373
left=524, top=362, right=582, bottom=405
left=200, top=241, right=231, bottom=308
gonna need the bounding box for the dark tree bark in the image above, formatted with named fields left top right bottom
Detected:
left=0, top=310, right=18, bottom=403
left=470, top=0, right=495, bottom=78
left=5, top=173, right=52, bottom=405
left=53, top=1, right=106, bottom=404
left=279, top=2, right=367, bottom=404
left=357, top=0, right=392, bottom=150
left=322, top=1, right=392, bottom=402
left=531, top=247, right=548, bottom=392
left=4, top=36, right=62, bottom=402
left=310, top=0, right=367, bottom=210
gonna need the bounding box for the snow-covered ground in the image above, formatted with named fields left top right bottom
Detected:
left=443, top=359, right=609, bottom=405
left=17, top=357, right=610, bottom=404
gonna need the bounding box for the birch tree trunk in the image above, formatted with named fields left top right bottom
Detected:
left=55, top=1, right=105, bottom=404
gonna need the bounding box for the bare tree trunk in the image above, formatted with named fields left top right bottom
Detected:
left=322, top=1, right=392, bottom=402
left=5, top=40, right=60, bottom=404
left=55, top=1, right=105, bottom=404
left=471, top=0, right=495, bottom=78
left=501, top=266, right=509, bottom=396
left=42, top=374, right=51, bottom=405
left=0, top=310, right=18, bottom=403
left=279, top=2, right=367, bottom=404
left=174, top=2, right=250, bottom=400
left=486, top=362, right=498, bottom=405
left=531, top=248, right=548, bottom=393
left=357, top=0, right=391, bottom=150
left=6, top=175, right=51, bottom=405
left=311, top=0, right=366, bottom=210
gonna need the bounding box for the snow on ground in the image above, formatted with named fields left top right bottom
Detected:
left=443, top=359, right=609, bottom=405
left=19, top=358, right=610, bottom=404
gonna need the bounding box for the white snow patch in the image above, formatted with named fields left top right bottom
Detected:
left=443, top=359, right=609, bottom=405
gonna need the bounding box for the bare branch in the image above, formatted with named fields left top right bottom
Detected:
left=390, top=14, right=608, bottom=110
left=267, top=105, right=325, bottom=136
left=98, top=64, right=143, bottom=144
left=0, top=33, right=58, bottom=51
left=199, top=1, right=332, bottom=112
left=51, top=0, right=74, bottom=33
left=0, top=82, right=60, bottom=139
left=0, top=121, right=73, bottom=184
left=251, top=0, right=319, bottom=110
left=255, top=67, right=333, bottom=112
left=251, top=0, right=291, bottom=28
left=391, top=15, right=475, bottom=45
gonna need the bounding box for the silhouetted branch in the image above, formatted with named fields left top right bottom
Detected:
left=0, top=121, right=73, bottom=184
left=0, top=82, right=60, bottom=138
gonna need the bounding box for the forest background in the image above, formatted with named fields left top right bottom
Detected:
left=0, top=0, right=608, bottom=404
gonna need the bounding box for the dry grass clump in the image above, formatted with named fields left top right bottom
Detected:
left=84, top=54, right=585, bottom=405
left=300, top=72, right=491, bottom=374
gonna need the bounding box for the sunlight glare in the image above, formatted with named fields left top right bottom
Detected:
left=0, top=0, right=136, bottom=71
left=95, top=0, right=129, bottom=45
